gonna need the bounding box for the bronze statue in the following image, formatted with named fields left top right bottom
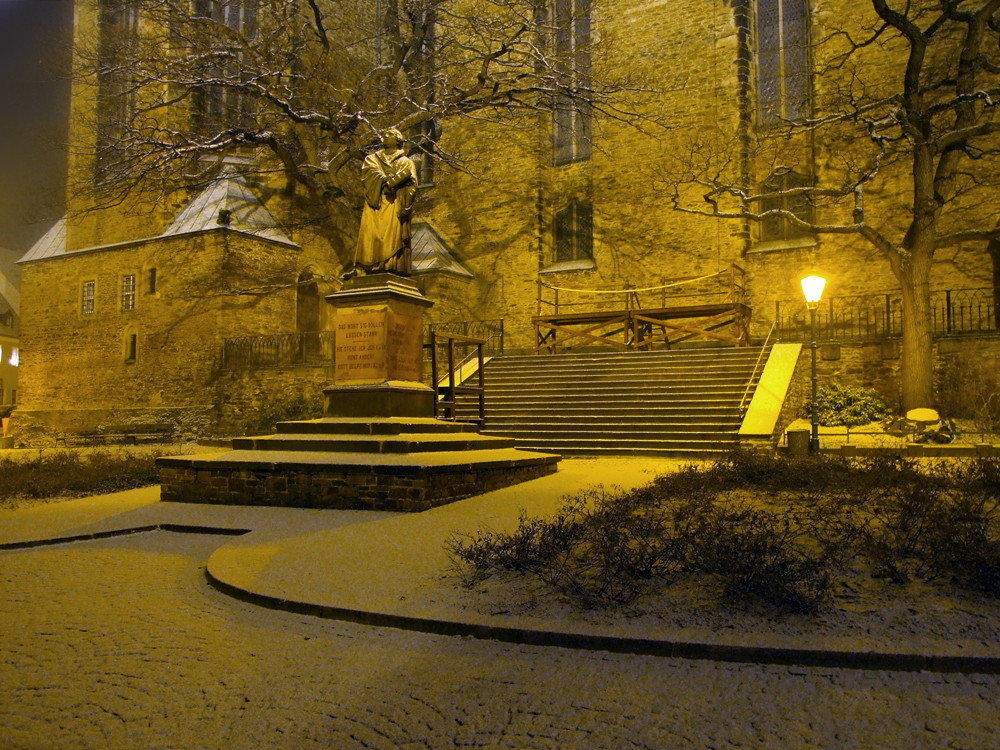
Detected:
left=350, top=128, right=418, bottom=276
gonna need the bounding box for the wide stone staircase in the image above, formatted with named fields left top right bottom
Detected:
left=452, top=346, right=770, bottom=457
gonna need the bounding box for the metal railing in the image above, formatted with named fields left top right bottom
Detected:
left=218, top=321, right=503, bottom=373
left=774, top=287, right=997, bottom=342
left=428, top=331, right=486, bottom=423
left=218, top=332, right=335, bottom=371
left=425, top=319, right=504, bottom=356
left=739, top=321, right=777, bottom=417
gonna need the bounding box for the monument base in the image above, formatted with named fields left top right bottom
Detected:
left=158, top=417, right=561, bottom=512
left=324, top=380, right=434, bottom=419
left=156, top=273, right=563, bottom=510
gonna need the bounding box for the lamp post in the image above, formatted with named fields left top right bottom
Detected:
left=801, top=275, right=826, bottom=454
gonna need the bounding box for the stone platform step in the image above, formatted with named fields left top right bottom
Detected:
left=510, top=444, right=735, bottom=458
left=232, top=431, right=516, bottom=454
left=273, top=417, right=481, bottom=435
left=158, top=417, right=560, bottom=512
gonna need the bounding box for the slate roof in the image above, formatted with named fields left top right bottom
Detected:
left=411, top=222, right=473, bottom=279
left=17, top=217, right=66, bottom=265
left=162, top=173, right=296, bottom=246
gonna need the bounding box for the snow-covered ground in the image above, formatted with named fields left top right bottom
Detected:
left=3, top=529, right=999, bottom=749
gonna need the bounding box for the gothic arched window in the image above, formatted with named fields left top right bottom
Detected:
left=756, top=0, right=811, bottom=127
left=191, top=0, right=259, bottom=134
left=552, top=0, right=592, bottom=164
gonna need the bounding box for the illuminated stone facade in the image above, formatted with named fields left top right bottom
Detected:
left=9, top=0, right=998, bottom=442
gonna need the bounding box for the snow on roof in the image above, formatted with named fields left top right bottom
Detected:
left=161, top=173, right=296, bottom=246
left=411, top=222, right=473, bottom=279
left=0, top=271, right=17, bottom=317
left=18, top=217, right=67, bottom=265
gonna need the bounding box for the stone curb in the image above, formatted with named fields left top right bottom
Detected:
left=202, top=554, right=1000, bottom=677
left=0, top=524, right=248, bottom=551
left=9, top=525, right=1000, bottom=676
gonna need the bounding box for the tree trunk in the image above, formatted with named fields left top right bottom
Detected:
left=899, top=259, right=935, bottom=411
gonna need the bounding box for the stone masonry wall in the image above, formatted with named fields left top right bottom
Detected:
left=210, top=365, right=334, bottom=435
left=777, top=334, right=1000, bottom=440
left=11, top=229, right=307, bottom=442
left=159, top=460, right=558, bottom=512
left=38, top=0, right=1000, bottom=440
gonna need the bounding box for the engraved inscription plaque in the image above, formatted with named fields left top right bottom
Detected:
left=334, top=311, right=388, bottom=382
left=387, top=312, right=424, bottom=381
left=334, top=310, right=424, bottom=383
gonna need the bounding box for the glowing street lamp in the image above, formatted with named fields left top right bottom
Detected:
left=801, top=276, right=826, bottom=309
left=801, top=276, right=826, bottom=454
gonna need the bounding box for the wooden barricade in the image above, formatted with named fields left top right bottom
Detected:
left=533, top=264, right=751, bottom=354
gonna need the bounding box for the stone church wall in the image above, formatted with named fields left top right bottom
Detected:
left=11, top=0, right=997, bottom=442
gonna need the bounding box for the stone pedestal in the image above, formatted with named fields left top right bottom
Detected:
left=324, top=273, right=434, bottom=418
left=156, top=271, right=562, bottom=512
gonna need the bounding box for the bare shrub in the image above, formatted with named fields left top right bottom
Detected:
left=0, top=449, right=164, bottom=508
left=446, top=450, right=1000, bottom=614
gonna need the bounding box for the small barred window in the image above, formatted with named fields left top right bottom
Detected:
left=82, top=281, right=96, bottom=315
left=122, top=275, right=136, bottom=311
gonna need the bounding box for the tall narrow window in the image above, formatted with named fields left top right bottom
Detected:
left=554, top=200, right=594, bottom=262
left=760, top=171, right=814, bottom=241
left=126, top=333, right=138, bottom=362
left=122, top=275, right=136, bottom=311
left=82, top=281, right=97, bottom=315
left=96, top=0, right=138, bottom=177
left=756, top=0, right=810, bottom=127
left=148, top=267, right=157, bottom=294
left=553, top=0, right=592, bottom=164
left=192, top=0, right=259, bottom=134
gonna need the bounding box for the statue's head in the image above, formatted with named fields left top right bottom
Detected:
left=382, top=128, right=405, bottom=150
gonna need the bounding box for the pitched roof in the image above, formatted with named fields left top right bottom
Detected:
left=0, top=268, right=17, bottom=317
left=411, top=222, right=473, bottom=279
left=161, top=173, right=296, bottom=245
left=0, top=244, right=18, bottom=290
left=17, top=217, right=66, bottom=264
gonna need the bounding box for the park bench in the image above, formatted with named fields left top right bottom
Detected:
left=56, top=422, right=176, bottom=446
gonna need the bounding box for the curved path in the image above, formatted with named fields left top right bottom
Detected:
left=2, top=527, right=998, bottom=747
left=2, top=459, right=1000, bottom=747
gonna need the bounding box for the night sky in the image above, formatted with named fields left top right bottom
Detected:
left=0, top=0, right=73, bottom=270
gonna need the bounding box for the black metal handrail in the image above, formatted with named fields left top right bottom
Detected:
left=428, top=331, right=486, bottom=424
left=774, top=287, right=997, bottom=342
left=425, top=319, right=504, bottom=356
left=740, top=321, right=776, bottom=417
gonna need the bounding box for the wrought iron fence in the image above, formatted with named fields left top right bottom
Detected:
left=775, top=287, right=997, bottom=342
left=218, top=332, right=335, bottom=371
left=219, top=320, right=504, bottom=372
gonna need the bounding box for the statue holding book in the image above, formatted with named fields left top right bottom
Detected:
left=351, top=128, right=418, bottom=276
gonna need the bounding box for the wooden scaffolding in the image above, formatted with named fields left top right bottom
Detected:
left=533, top=264, right=751, bottom=354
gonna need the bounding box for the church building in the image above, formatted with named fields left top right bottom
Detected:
left=9, top=0, right=999, bottom=443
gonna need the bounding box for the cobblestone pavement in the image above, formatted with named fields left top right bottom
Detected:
left=2, top=531, right=999, bottom=749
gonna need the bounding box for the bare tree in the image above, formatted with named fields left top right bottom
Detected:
left=671, top=0, right=1000, bottom=410
left=73, top=0, right=636, bottom=261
